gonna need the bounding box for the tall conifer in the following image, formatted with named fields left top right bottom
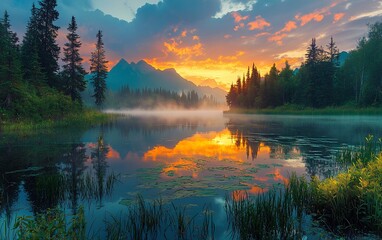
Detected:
left=62, top=16, right=86, bottom=103
left=90, top=30, right=108, bottom=107
left=37, top=0, right=60, bottom=87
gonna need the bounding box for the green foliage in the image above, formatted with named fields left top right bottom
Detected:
left=309, top=135, right=382, bottom=235
left=1, top=82, right=81, bottom=122
left=0, top=5, right=112, bottom=127
left=14, top=207, right=86, bottom=240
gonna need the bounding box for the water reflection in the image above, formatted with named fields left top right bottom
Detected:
left=135, top=128, right=305, bottom=202
left=2, top=112, right=382, bottom=238
left=0, top=130, right=116, bottom=220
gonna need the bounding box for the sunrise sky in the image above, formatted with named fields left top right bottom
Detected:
left=1, top=0, right=381, bottom=90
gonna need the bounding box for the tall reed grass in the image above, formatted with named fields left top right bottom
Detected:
left=225, top=173, right=310, bottom=240
left=105, top=195, right=215, bottom=240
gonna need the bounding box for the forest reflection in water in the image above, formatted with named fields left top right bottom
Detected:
left=2, top=111, right=382, bottom=237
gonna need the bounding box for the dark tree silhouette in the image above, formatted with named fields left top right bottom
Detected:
left=21, top=4, right=44, bottom=84
left=62, top=16, right=86, bottom=103
left=90, top=30, right=108, bottom=107
left=36, top=0, right=60, bottom=87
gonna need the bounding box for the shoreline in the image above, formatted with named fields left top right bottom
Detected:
left=223, top=106, right=382, bottom=115
left=1, top=109, right=113, bottom=132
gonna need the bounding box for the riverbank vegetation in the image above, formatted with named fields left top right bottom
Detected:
left=226, top=21, right=382, bottom=112
left=0, top=0, right=108, bottom=127
left=225, top=104, right=382, bottom=115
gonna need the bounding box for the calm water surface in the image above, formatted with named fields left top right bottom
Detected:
left=2, top=111, right=382, bottom=238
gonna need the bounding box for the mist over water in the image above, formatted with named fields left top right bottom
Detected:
left=104, top=108, right=225, bottom=118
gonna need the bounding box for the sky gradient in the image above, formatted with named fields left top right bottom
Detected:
left=1, top=0, right=382, bottom=90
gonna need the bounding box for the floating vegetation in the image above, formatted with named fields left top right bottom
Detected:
left=256, top=164, right=270, bottom=169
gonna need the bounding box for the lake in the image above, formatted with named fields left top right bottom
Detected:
left=1, top=111, right=382, bottom=239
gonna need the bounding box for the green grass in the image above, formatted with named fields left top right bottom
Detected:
left=1, top=109, right=113, bottom=132
left=224, top=104, right=382, bottom=115
left=309, top=135, right=382, bottom=235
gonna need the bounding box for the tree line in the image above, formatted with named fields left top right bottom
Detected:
left=107, top=86, right=218, bottom=109
left=227, top=21, right=382, bottom=109
left=0, top=0, right=108, bottom=120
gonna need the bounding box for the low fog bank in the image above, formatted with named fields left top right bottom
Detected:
left=104, top=108, right=225, bottom=118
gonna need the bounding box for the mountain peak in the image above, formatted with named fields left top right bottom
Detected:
left=117, top=58, right=128, bottom=65
left=113, top=58, right=130, bottom=69
left=136, top=60, right=155, bottom=72
left=163, top=68, right=177, bottom=74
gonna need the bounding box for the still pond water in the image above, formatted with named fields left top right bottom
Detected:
left=1, top=110, right=382, bottom=238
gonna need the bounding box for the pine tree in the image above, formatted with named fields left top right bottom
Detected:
left=0, top=12, right=22, bottom=109
left=90, top=30, right=108, bottom=107
left=21, top=4, right=44, bottom=84
left=279, top=61, right=294, bottom=104
left=37, top=0, right=60, bottom=87
left=306, top=38, right=320, bottom=64
left=2, top=11, right=18, bottom=48
left=226, top=83, right=237, bottom=108
left=61, top=16, right=86, bottom=103
left=327, top=36, right=339, bottom=65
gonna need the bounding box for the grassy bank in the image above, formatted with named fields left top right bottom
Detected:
left=1, top=109, right=113, bottom=132
left=224, top=104, right=382, bottom=115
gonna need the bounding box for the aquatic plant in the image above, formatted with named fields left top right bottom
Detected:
left=225, top=178, right=309, bottom=240
left=309, top=135, right=382, bottom=235
left=105, top=195, right=215, bottom=240
left=13, top=206, right=86, bottom=240
left=336, top=134, right=382, bottom=166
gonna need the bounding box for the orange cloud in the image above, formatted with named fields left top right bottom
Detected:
left=247, top=16, right=271, bottom=30
left=232, top=12, right=249, bottom=23
left=281, top=21, right=297, bottom=33
left=268, top=33, right=287, bottom=46
left=295, top=12, right=324, bottom=26
left=269, top=21, right=297, bottom=45
left=255, top=32, right=271, bottom=37
left=163, top=38, right=203, bottom=59
left=106, top=146, right=121, bottom=159
left=181, top=30, right=187, bottom=37
left=192, top=35, right=200, bottom=41
left=295, top=0, right=345, bottom=26
left=333, top=13, right=345, bottom=23
left=234, top=22, right=245, bottom=31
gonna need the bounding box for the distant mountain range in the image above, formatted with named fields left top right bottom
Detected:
left=106, top=59, right=227, bottom=103
left=338, top=51, right=349, bottom=66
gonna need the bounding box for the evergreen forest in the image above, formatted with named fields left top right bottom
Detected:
left=226, top=22, right=382, bottom=109
left=0, top=0, right=108, bottom=122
